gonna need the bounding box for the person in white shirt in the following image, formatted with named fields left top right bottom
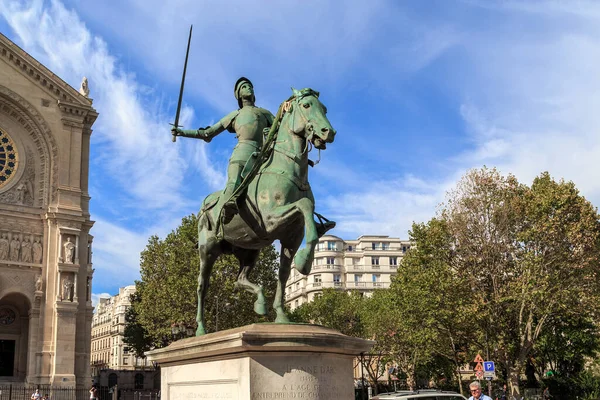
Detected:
left=31, top=389, right=41, bottom=400
left=468, top=381, right=492, bottom=400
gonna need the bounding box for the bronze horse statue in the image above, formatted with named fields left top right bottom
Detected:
left=195, top=88, right=336, bottom=335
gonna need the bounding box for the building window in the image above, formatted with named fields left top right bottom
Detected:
left=326, top=257, right=335, bottom=265
left=373, top=274, right=381, bottom=287
left=371, top=242, right=377, bottom=250
left=295, top=300, right=299, bottom=308
left=123, top=358, right=128, bottom=365
left=314, top=275, right=322, bottom=286
left=389, top=257, right=398, bottom=266
left=354, top=274, right=363, bottom=287
left=295, top=282, right=300, bottom=290
left=347, top=245, right=353, bottom=251
left=382, top=242, right=390, bottom=250
left=402, top=246, right=407, bottom=253
left=371, top=257, right=379, bottom=266
left=333, top=274, right=341, bottom=287
left=135, top=373, right=144, bottom=390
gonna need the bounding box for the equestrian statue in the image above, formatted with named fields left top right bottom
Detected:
left=171, top=28, right=336, bottom=335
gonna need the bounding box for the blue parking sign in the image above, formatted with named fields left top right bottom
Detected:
left=484, top=361, right=495, bottom=372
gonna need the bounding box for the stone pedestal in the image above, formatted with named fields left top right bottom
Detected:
left=146, top=323, right=374, bottom=400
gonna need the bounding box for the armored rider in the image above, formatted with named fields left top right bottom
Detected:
left=173, top=78, right=335, bottom=236
left=172, top=77, right=274, bottom=213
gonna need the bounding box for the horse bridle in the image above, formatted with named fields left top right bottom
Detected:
left=282, top=91, right=323, bottom=162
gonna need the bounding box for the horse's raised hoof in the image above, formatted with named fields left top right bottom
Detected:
left=196, top=325, right=206, bottom=336
left=294, top=248, right=313, bottom=275
left=254, top=292, right=268, bottom=315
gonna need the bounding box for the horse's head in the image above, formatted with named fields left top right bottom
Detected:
left=286, top=88, right=336, bottom=149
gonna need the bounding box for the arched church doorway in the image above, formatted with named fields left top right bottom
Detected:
left=0, top=292, right=31, bottom=380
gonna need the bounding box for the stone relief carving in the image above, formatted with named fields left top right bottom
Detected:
left=0, top=232, right=8, bottom=259
left=0, top=147, right=35, bottom=205
left=63, top=237, right=75, bottom=264
left=33, top=236, right=42, bottom=263
left=9, top=235, right=20, bottom=261
left=0, top=231, right=43, bottom=264
left=20, top=236, right=32, bottom=262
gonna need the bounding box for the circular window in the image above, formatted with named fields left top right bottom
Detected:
left=0, top=307, right=16, bottom=326
left=0, top=127, right=19, bottom=188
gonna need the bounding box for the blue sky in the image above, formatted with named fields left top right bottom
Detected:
left=2, top=0, right=600, bottom=301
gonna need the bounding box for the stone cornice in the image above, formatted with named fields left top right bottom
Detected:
left=0, top=33, right=94, bottom=109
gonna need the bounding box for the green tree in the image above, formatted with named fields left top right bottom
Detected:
left=385, top=218, right=475, bottom=395
left=439, top=168, right=600, bottom=396
left=124, top=214, right=279, bottom=353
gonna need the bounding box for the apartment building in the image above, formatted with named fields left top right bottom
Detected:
left=90, top=285, right=151, bottom=376
left=285, top=235, right=411, bottom=309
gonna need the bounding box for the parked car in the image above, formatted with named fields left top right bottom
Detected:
left=372, top=389, right=467, bottom=400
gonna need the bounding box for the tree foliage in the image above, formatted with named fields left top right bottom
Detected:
left=124, top=214, right=279, bottom=355
left=438, top=168, right=600, bottom=395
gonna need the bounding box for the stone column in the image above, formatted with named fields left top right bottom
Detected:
left=73, top=272, right=78, bottom=303
left=26, top=307, right=41, bottom=383
left=52, top=304, right=78, bottom=386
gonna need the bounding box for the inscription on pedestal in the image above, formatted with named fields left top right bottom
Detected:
left=251, top=358, right=352, bottom=400
left=169, top=382, right=238, bottom=400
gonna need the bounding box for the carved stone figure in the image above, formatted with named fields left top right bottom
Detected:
left=0, top=233, right=9, bottom=260
left=9, top=236, right=20, bottom=262
left=79, top=77, right=90, bottom=97
left=63, top=237, right=75, bottom=264
left=20, top=237, right=32, bottom=263
left=33, top=237, right=42, bottom=264
left=35, top=274, right=43, bottom=292
left=62, top=277, right=74, bottom=302
left=16, top=180, right=32, bottom=205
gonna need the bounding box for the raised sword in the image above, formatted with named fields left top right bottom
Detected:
left=170, top=25, right=193, bottom=142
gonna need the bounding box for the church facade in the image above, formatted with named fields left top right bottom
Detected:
left=0, top=33, right=97, bottom=387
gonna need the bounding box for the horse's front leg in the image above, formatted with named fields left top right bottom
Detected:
left=275, top=230, right=303, bottom=323
left=197, top=220, right=220, bottom=335
left=267, top=197, right=318, bottom=275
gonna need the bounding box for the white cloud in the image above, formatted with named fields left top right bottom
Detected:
left=91, top=292, right=111, bottom=307
left=0, top=0, right=223, bottom=209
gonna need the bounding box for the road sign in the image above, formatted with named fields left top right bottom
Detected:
left=474, top=354, right=484, bottom=363
left=475, top=363, right=484, bottom=371
left=484, top=361, right=495, bottom=372
left=476, top=370, right=484, bottom=379
left=484, top=371, right=496, bottom=378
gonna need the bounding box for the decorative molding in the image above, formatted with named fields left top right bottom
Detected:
left=0, top=86, right=58, bottom=206
left=0, top=33, right=92, bottom=107
left=0, top=269, right=36, bottom=304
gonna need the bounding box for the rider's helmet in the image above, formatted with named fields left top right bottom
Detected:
left=234, top=77, right=255, bottom=108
